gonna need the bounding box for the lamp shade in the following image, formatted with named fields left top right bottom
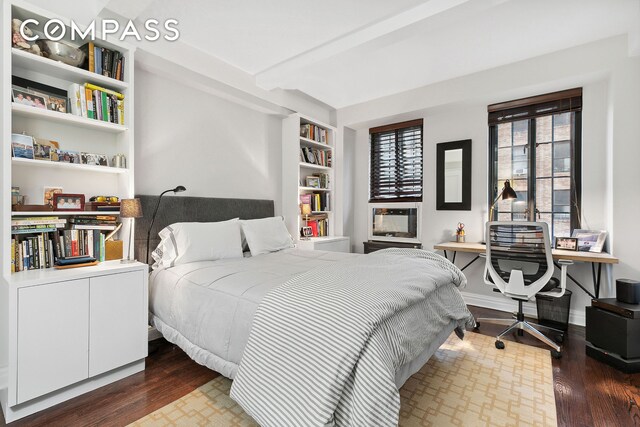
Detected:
left=120, top=198, right=143, bottom=219
left=501, top=180, right=517, bottom=200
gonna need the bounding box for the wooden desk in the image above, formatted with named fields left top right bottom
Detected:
left=433, top=241, right=619, bottom=299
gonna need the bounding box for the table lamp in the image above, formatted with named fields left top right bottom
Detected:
left=120, top=198, right=143, bottom=263
left=489, top=179, right=517, bottom=221
left=146, top=185, right=187, bottom=264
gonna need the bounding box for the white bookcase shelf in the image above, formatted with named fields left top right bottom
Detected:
left=284, top=113, right=347, bottom=248
left=12, top=103, right=128, bottom=133
left=12, top=211, right=120, bottom=216
left=299, top=162, right=332, bottom=171
left=12, top=48, right=129, bottom=91
left=12, top=157, right=128, bottom=174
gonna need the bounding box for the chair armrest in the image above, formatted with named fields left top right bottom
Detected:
left=558, top=259, right=573, bottom=266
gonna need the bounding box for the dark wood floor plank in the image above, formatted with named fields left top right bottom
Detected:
left=0, top=304, right=638, bottom=426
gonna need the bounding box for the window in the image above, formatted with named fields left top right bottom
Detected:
left=488, top=89, right=582, bottom=239
left=369, top=119, right=423, bottom=202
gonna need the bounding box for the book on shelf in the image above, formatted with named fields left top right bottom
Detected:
left=11, top=230, right=107, bottom=272
left=67, top=83, right=125, bottom=125
left=303, top=214, right=329, bottom=237
left=300, top=124, right=328, bottom=144
left=79, top=42, right=126, bottom=81
left=307, top=192, right=330, bottom=212
left=299, top=147, right=332, bottom=167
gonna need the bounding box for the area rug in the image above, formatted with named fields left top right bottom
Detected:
left=129, top=332, right=557, bottom=426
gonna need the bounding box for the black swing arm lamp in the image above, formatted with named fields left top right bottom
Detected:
left=145, top=185, right=186, bottom=265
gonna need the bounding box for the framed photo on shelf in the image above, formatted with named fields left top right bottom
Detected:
left=12, top=87, right=47, bottom=109
left=555, top=237, right=578, bottom=251
left=571, top=229, right=608, bottom=253
left=43, top=187, right=63, bottom=207
left=33, top=141, right=51, bottom=161
left=45, top=94, right=67, bottom=113
left=53, top=193, right=85, bottom=211
left=11, top=133, right=34, bottom=159
left=301, top=226, right=313, bottom=238
left=306, top=176, right=320, bottom=188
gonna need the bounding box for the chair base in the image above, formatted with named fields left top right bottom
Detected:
left=476, top=300, right=564, bottom=358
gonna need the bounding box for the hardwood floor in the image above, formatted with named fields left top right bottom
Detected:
left=1, top=305, right=639, bottom=426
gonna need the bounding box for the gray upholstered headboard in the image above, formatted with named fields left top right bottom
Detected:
left=133, top=195, right=275, bottom=264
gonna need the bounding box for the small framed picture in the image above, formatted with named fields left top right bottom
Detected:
left=33, top=141, right=51, bottom=161
left=53, top=193, right=85, bottom=211
left=59, top=150, right=81, bottom=164
left=572, top=229, right=608, bottom=253
left=301, top=226, right=313, bottom=237
left=81, top=152, right=99, bottom=166
left=46, top=94, right=67, bottom=113
left=11, top=133, right=34, bottom=159
left=43, top=187, right=63, bottom=207
left=555, top=237, right=578, bottom=251
left=306, top=176, right=320, bottom=188
left=12, top=88, right=47, bottom=109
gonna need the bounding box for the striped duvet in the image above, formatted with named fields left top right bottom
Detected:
left=230, top=248, right=473, bottom=426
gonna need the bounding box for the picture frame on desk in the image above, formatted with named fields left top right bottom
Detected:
left=53, top=193, right=85, bottom=211
left=572, top=229, right=608, bottom=253
left=555, top=237, right=578, bottom=251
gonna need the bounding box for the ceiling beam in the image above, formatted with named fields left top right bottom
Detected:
left=255, top=0, right=473, bottom=90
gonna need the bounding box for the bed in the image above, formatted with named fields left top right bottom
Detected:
left=134, top=195, right=473, bottom=426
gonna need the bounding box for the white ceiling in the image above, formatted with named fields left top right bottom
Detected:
left=27, top=0, right=640, bottom=109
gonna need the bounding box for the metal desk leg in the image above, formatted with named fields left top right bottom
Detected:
left=591, top=262, right=602, bottom=299
left=443, top=250, right=448, bottom=261
left=460, top=255, right=480, bottom=272
left=452, top=251, right=457, bottom=264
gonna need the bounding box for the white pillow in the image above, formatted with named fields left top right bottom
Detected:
left=152, top=219, right=243, bottom=268
left=240, top=217, right=294, bottom=256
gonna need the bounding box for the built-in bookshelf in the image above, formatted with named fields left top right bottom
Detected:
left=0, top=2, right=146, bottom=422
left=2, top=0, right=136, bottom=280
left=283, top=113, right=347, bottom=248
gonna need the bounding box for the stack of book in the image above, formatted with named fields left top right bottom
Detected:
left=300, top=193, right=330, bottom=213
left=300, top=147, right=332, bottom=167
left=10, top=215, right=118, bottom=272
left=300, top=124, right=328, bottom=143
left=68, top=83, right=125, bottom=125
left=69, top=215, right=118, bottom=231
left=305, top=214, right=329, bottom=237
left=79, top=42, right=126, bottom=81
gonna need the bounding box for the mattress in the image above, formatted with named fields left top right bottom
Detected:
left=149, top=249, right=359, bottom=378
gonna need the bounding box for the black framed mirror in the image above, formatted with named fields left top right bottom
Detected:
left=436, top=139, right=472, bottom=210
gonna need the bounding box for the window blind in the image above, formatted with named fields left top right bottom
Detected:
left=369, top=119, right=423, bottom=202
left=488, top=88, right=582, bottom=125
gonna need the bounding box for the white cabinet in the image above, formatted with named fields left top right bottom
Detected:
left=17, top=279, right=90, bottom=404
left=4, top=262, right=148, bottom=422
left=89, top=270, right=147, bottom=376
left=297, top=236, right=350, bottom=253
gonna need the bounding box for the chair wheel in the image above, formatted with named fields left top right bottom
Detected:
left=551, top=350, right=562, bottom=359
left=555, top=334, right=564, bottom=344
left=473, top=322, right=480, bottom=330
left=495, top=340, right=505, bottom=350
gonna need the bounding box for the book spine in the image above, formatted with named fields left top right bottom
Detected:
left=117, top=99, right=125, bottom=125
left=102, top=48, right=111, bottom=77
left=85, top=88, right=94, bottom=119
left=95, top=46, right=102, bottom=75
left=119, top=56, right=125, bottom=81
left=94, top=90, right=102, bottom=121
left=11, top=238, right=15, bottom=273
left=87, top=230, right=94, bottom=258
left=67, top=83, right=82, bottom=116
left=48, top=238, right=54, bottom=267
left=88, top=41, right=95, bottom=73
left=100, top=233, right=105, bottom=262
left=18, top=239, right=24, bottom=272
left=101, top=92, right=109, bottom=122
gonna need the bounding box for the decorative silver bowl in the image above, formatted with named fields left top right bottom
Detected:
left=35, top=40, right=85, bottom=67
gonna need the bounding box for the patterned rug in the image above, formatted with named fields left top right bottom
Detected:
left=129, top=332, right=557, bottom=426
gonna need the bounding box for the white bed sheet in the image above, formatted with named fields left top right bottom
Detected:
left=149, top=249, right=358, bottom=378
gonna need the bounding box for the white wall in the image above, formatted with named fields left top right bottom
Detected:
left=134, top=67, right=284, bottom=212
left=340, top=36, right=640, bottom=325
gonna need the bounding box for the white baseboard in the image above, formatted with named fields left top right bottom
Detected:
left=461, top=291, right=585, bottom=327
left=148, top=325, right=163, bottom=342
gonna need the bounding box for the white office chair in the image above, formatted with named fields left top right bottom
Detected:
left=476, top=221, right=572, bottom=358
